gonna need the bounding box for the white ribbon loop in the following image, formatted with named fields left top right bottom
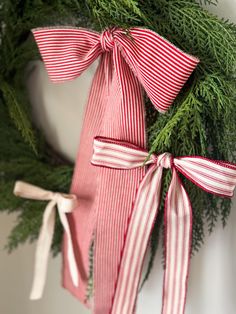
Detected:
left=13, top=181, right=79, bottom=300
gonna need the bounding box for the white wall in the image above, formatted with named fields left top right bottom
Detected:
left=1, top=2, right=236, bottom=313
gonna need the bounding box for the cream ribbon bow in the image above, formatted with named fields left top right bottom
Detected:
left=13, top=181, right=79, bottom=300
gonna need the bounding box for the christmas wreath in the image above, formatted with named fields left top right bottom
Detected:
left=1, top=0, right=236, bottom=310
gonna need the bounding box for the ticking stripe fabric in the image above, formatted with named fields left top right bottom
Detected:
left=32, top=26, right=199, bottom=313
left=91, top=137, right=236, bottom=314
left=32, top=27, right=199, bottom=113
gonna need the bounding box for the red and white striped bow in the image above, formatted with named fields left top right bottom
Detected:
left=91, top=137, right=236, bottom=314
left=32, top=26, right=199, bottom=113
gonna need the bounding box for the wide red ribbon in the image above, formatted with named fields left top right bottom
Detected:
left=32, top=26, right=199, bottom=313
left=91, top=137, right=236, bottom=314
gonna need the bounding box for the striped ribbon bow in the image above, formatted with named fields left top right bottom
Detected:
left=91, top=137, right=236, bottom=314
left=13, top=181, right=79, bottom=300
left=32, top=26, right=199, bottom=113
left=32, top=26, right=199, bottom=312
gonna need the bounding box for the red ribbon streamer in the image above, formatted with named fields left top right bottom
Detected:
left=91, top=137, right=236, bottom=314
left=32, top=26, right=199, bottom=313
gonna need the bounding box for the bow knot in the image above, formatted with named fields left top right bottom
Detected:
left=53, top=192, right=77, bottom=213
left=51, top=191, right=60, bottom=202
left=100, top=28, right=116, bottom=52
left=155, top=152, right=172, bottom=169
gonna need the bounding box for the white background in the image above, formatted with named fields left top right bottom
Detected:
left=1, top=1, right=236, bottom=313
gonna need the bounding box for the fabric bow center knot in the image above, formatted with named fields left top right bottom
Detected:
left=155, top=152, right=172, bottom=169
left=100, top=28, right=115, bottom=52
left=52, top=192, right=77, bottom=213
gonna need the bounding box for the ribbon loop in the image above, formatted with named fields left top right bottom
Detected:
left=13, top=181, right=79, bottom=300
left=91, top=137, right=236, bottom=314
left=14, top=180, right=54, bottom=201
left=173, top=157, right=236, bottom=197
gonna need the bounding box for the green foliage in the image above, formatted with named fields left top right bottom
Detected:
left=86, top=0, right=151, bottom=28
left=0, top=102, right=73, bottom=255
left=0, top=0, right=236, bottom=285
left=1, top=81, right=37, bottom=153
left=86, top=239, right=94, bottom=301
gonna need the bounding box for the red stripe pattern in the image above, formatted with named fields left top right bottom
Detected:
left=32, top=27, right=199, bottom=113
left=32, top=26, right=199, bottom=313
left=91, top=137, right=236, bottom=314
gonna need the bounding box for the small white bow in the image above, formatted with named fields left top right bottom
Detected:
left=13, top=181, right=79, bottom=300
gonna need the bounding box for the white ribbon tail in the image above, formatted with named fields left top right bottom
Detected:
left=30, top=201, right=56, bottom=300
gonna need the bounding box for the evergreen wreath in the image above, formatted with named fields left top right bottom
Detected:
left=1, top=0, right=236, bottom=284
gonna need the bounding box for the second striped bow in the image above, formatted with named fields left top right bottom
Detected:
left=91, top=137, right=236, bottom=314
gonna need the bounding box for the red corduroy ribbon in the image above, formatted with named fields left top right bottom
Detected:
left=91, top=137, right=236, bottom=314
left=32, top=26, right=199, bottom=313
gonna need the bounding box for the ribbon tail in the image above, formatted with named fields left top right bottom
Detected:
left=111, top=165, right=163, bottom=314
left=162, top=169, right=192, bottom=314
left=58, top=209, right=79, bottom=287
left=30, top=201, right=56, bottom=300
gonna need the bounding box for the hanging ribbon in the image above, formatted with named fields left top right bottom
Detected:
left=32, top=26, right=199, bottom=313
left=13, top=181, right=79, bottom=300
left=91, top=137, right=236, bottom=314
